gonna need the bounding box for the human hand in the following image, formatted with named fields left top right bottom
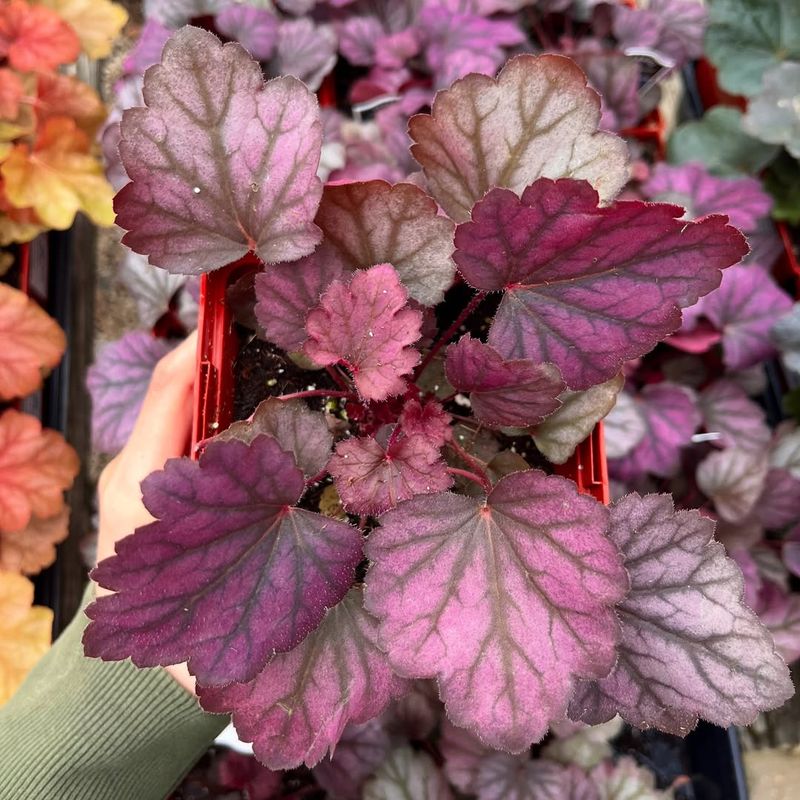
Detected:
left=94, top=331, right=198, bottom=692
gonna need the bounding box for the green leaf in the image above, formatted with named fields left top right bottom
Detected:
left=764, top=151, right=800, bottom=224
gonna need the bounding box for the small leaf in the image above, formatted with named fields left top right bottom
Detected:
left=409, top=54, right=629, bottom=222
left=35, top=72, right=107, bottom=137
left=445, top=336, right=564, bottom=428
left=532, top=376, right=624, bottom=465
left=86, top=331, right=176, bottom=455
left=698, top=380, right=771, bottom=452
left=570, top=493, right=793, bottom=735
left=0, top=0, right=80, bottom=71
left=315, top=181, right=456, bottom=306
left=0, top=410, right=79, bottom=534
left=0, top=507, right=69, bottom=576
left=115, top=26, right=323, bottom=275
left=589, top=756, right=665, bottom=800
left=215, top=3, right=278, bottom=61
left=365, top=470, right=625, bottom=751
left=603, top=392, right=646, bottom=460
left=455, top=179, right=747, bottom=389
left=0, top=283, right=65, bottom=401
left=198, top=589, right=408, bottom=770
left=304, top=264, right=422, bottom=402
left=328, top=431, right=452, bottom=517
left=118, top=250, right=192, bottom=329
left=84, top=435, right=362, bottom=686
left=696, top=448, right=769, bottom=522
left=363, top=747, right=453, bottom=800
left=475, top=754, right=566, bottom=800
left=398, top=399, right=452, bottom=445
left=254, top=243, right=345, bottom=352
left=38, top=0, right=128, bottom=59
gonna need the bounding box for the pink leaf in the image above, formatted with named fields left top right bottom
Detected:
left=445, top=336, right=564, bottom=427
left=363, top=746, right=453, bottom=800
left=304, top=264, right=422, bottom=402
left=198, top=588, right=407, bottom=770
left=589, top=756, right=662, bottom=800
left=328, top=431, right=452, bottom=516
left=440, top=719, right=492, bottom=794
left=273, top=18, right=336, bottom=92
left=115, top=26, right=323, bottom=275
left=570, top=493, right=793, bottom=734
left=84, top=435, right=362, bottom=685
left=756, top=582, right=800, bottom=664
left=475, top=754, right=567, bottom=800
left=698, top=380, right=771, bottom=452
left=454, top=179, right=747, bottom=389
left=215, top=4, right=279, bottom=61
left=365, top=471, right=626, bottom=751
left=398, top=398, right=452, bottom=445
left=409, top=54, right=629, bottom=222
left=757, top=470, right=800, bottom=530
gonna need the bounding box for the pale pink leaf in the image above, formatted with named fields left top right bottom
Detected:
left=756, top=469, right=800, bottom=530
left=603, top=392, right=646, bottom=460
left=698, top=380, right=771, bottom=452
left=363, top=747, right=453, bottom=800
left=475, top=754, right=566, bottom=800
left=696, top=448, right=769, bottom=523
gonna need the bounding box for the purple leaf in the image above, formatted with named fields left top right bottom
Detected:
left=454, top=179, right=748, bottom=389
left=328, top=431, right=452, bottom=516
left=570, top=493, right=793, bottom=734
left=409, top=55, right=629, bottom=222
left=363, top=747, right=453, bottom=800
left=440, top=719, right=492, bottom=794
left=610, top=383, right=700, bottom=480
left=784, top=527, right=800, bottom=579
left=86, top=331, right=176, bottom=455
left=315, top=181, right=456, bottom=306
left=700, top=265, right=794, bottom=370
left=304, top=264, right=422, bottom=402
left=603, top=392, right=646, bottom=460
left=698, top=380, right=771, bottom=452
left=365, top=470, right=626, bottom=751
left=143, top=0, right=223, bottom=27
left=398, top=399, right=452, bottom=445
left=643, top=162, right=772, bottom=232
left=122, top=19, right=172, bottom=76
left=273, top=18, right=337, bottom=92
left=337, top=15, right=383, bottom=66
left=84, top=435, right=362, bottom=685
left=445, top=336, right=564, bottom=428
left=215, top=4, right=279, bottom=61
left=216, top=398, right=332, bottom=478
left=532, top=376, right=624, bottom=465
left=475, top=754, right=566, bottom=800
left=696, top=448, right=769, bottom=523
left=757, top=469, right=800, bottom=530
left=574, top=51, right=641, bottom=131
left=115, top=27, right=323, bottom=275
left=198, top=588, right=407, bottom=769
left=381, top=680, right=440, bottom=740
left=254, top=243, right=346, bottom=352
left=756, top=582, right=800, bottom=664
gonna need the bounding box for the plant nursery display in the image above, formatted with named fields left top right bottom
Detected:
left=81, top=0, right=800, bottom=791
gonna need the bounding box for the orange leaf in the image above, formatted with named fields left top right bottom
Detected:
left=0, top=571, right=52, bottom=705
left=0, top=67, right=23, bottom=119
left=0, top=283, right=65, bottom=400
left=0, top=0, right=80, bottom=72
left=0, top=116, right=114, bottom=229
left=36, top=72, right=106, bottom=136
left=38, top=0, right=128, bottom=59
left=0, top=506, right=69, bottom=575
left=0, top=409, right=79, bottom=534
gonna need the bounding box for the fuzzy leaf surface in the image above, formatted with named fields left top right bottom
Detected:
left=696, top=448, right=769, bottom=522
left=115, top=26, right=323, bottom=275
left=363, top=747, right=453, bottom=800
left=315, top=181, right=456, bottom=306
left=86, top=331, right=176, bottom=455
left=365, top=470, right=625, bottom=751
left=84, top=435, right=362, bottom=686
left=304, top=264, right=421, bottom=402
left=570, top=493, right=793, bottom=734
left=409, top=54, right=629, bottom=222
left=455, top=179, right=747, bottom=389
left=398, top=399, right=452, bottom=445
left=198, top=589, right=407, bottom=770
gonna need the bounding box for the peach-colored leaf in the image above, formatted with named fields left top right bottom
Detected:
left=0, top=0, right=80, bottom=72
left=38, top=0, right=128, bottom=59
left=35, top=73, right=107, bottom=136
left=0, top=67, right=23, bottom=119
left=0, top=507, right=69, bottom=575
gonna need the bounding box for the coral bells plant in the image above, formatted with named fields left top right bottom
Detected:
left=84, top=26, right=793, bottom=777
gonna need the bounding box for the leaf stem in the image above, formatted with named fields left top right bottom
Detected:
left=447, top=467, right=492, bottom=495
left=415, top=291, right=487, bottom=379
left=326, top=365, right=350, bottom=391
left=278, top=389, right=354, bottom=401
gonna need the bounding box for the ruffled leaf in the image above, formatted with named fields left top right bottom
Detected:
left=0, top=0, right=80, bottom=71
left=398, top=399, right=452, bottom=445
left=365, top=470, right=625, bottom=751
left=304, top=264, right=422, bottom=402
left=0, top=507, right=69, bottom=576
left=696, top=448, right=769, bottom=523
left=570, top=493, right=793, bottom=735
left=215, top=3, right=278, bottom=61
left=409, top=54, right=629, bottom=222
left=454, top=178, right=747, bottom=389
left=38, top=0, right=128, bottom=59
left=445, top=336, right=564, bottom=428
left=115, top=26, right=323, bottom=275
left=363, top=746, right=453, bottom=800
left=84, top=435, right=362, bottom=685
left=273, top=18, right=336, bottom=92
left=198, top=589, right=407, bottom=770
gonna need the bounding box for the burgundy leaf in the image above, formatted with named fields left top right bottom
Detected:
left=698, top=380, right=771, bottom=452
left=445, top=336, right=564, bottom=427
left=570, top=493, right=793, bottom=735
left=365, top=471, right=626, bottom=751
left=328, top=431, right=452, bottom=516
left=757, top=469, right=800, bottom=530
left=315, top=181, right=456, bottom=306
left=700, top=265, right=794, bottom=370
left=363, top=747, right=453, bottom=800
left=86, top=331, right=176, bottom=455
left=398, top=398, right=452, bottom=445
left=454, top=179, right=747, bottom=388
left=84, top=435, right=362, bottom=685
left=198, top=588, right=407, bottom=769
left=304, top=264, right=422, bottom=402
left=215, top=4, right=279, bottom=61
left=216, top=398, right=333, bottom=478
left=254, top=242, right=346, bottom=352
left=409, top=54, right=629, bottom=222
left=696, top=448, right=769, bottom=523
left=610, top=383, right=700, bottom=480
left=115, top=27, right=323, bottom=275
left=475, top=754, right=566, bottom=800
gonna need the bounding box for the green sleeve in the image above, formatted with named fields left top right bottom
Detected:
left=0, top=584, right=228, bottom=800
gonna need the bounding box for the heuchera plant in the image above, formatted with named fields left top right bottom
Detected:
left=84, top=24, right=794, bottom=786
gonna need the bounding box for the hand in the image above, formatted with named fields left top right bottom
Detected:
left=94, top=331, right=198, bottom=693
